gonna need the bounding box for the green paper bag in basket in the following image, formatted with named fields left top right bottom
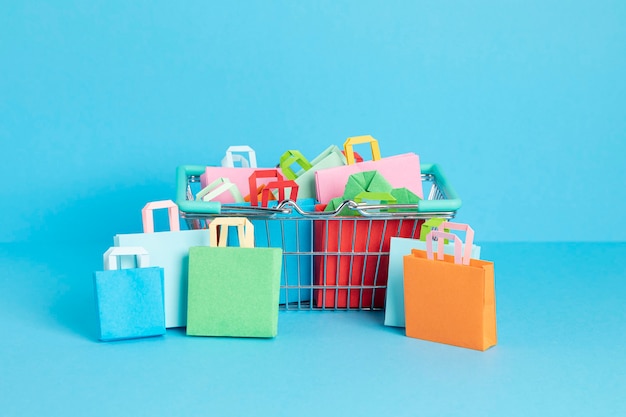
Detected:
left=186, top=217, right=283, bottom=338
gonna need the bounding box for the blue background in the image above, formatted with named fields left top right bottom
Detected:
left=2, top=2, right=626, bottom=416
left=2, top=0, right=625, bottom=243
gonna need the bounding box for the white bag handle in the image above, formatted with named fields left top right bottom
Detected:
left=103, top=247, right=150, bottom=270
left=208, top=217, right=254, bottom=248
left=221, top=146, right=257, bottom=168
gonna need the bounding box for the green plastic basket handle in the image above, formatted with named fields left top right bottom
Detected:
left=176, top=165, right=222, bottom=215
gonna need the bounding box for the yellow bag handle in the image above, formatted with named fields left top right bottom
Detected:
left=343, top=135, right=381, bottom=165
left=209, top=217, right=255, bottom=248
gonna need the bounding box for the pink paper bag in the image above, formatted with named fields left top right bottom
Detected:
left=199, top=146, right=284, bottom=204
left=315, top=136, right=423, bottom=204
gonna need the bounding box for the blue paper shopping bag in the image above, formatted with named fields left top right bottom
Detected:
left=228, top=174, right=315, bottom=306
left=114, top=200, right=211, bottom=328
left=93, top=246, right=165, bottom=341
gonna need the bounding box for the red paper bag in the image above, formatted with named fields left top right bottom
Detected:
left=313, top=217, right=422, bottom=308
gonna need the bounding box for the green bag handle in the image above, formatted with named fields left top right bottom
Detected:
left=278, top=150, right=313, bottom=180
left=209, top=217, right=255, bottom=248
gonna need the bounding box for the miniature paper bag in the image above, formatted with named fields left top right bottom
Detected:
left=93, top=247, right=165, bottom=341
left=114, top=200, right=211, bottom=328
left=315, top=135, right=423, bottom=204
left=186, top=217, right=282, bottom=338
left=403, top=229, right=496, bottom=351
left=384, top=221, right=482, bottom=328
left=279, top=146, right=347, bottom=200
left=201, top=147, right=284, bottom=204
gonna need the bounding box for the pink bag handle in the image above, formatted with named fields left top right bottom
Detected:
left=439, top=222, right=474, bottom=264
left=426, top=230, right=465, bottom=265
left=142, top=200, right=181, bottom=233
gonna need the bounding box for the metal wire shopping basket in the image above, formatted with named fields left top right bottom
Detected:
left=175, top=164, right=461, bottom=311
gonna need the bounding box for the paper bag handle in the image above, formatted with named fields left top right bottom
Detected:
left=103, top=246, right=150, bottom=270
left=209, top=217, right=254, bottom=248
left=142, top=200, right=181, bottom=233
left=426, top=231, right=464, bottom=265
left=261, top=180, right=299, bottom=207
left=247, top=169, right=284, bottom=207
left=278, top=150, right=312, bottom=180
left=221, top=145, right=257, bottom=168
left=195, top=177, right=244, bottom=203
left=440, top=222, right=475, bottom=263
left=343, top=135, right=381, bottom=165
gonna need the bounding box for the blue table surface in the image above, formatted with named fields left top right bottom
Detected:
left=1, top=242, right=625, bottom=416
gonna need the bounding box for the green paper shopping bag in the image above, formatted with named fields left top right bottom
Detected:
left=186, top=217, right=283, bottom=338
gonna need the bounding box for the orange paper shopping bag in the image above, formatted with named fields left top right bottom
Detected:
left=403, top=226, right=496, bottom=351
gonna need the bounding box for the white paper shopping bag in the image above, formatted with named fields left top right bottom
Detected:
left=114, top=200, right=211, bottom=328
